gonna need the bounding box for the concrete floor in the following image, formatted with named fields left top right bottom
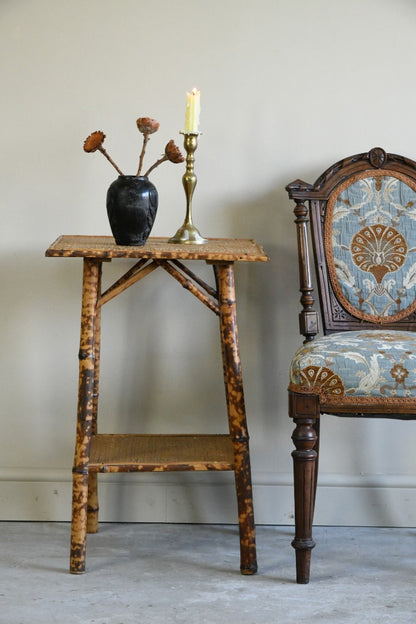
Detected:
left=1, top=522, right=416, bottom=624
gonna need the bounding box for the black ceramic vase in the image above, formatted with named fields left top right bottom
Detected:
left=106, top=175, right=158, bottom=246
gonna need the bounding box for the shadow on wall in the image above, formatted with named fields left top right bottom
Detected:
left=0, top=251, right=82, bottom=467
left=0, top=250, right=231, bottom=443
left=97, top=262, right=229, bottom=435
left=219, top=183, right=302, bottom=433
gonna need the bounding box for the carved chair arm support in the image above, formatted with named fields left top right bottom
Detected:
left=287, top=183, right=319, bottom=343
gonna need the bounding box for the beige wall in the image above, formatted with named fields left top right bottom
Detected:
left=2, top=0, right=416, bottom=526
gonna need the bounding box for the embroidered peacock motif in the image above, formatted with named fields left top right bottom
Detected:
left=328, top=174, right=416, bottom=321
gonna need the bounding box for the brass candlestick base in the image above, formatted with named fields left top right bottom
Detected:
left=169, top=132, right=207, bottom=244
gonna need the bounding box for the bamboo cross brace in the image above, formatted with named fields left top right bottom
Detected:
left=171, top=259, right=218, bottom=299
left=97, top=259, right=159, bottom=307
left=156, top=260, right=220, bottom=315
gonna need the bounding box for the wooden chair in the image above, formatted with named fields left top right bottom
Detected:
left=286, top=147, right=416, bottom=583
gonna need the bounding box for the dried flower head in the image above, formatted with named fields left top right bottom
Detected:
left=84, top=117, right=183, bottom=179
left=136, top=117, right=160, bottom=135
left=83, top=131, right=106, bottom=153
left=136, top=117, right=161, bottom=175
left=83, top=130, right=123, bottom=175
left=165, top=140, right=184, bottom=164
left=144, top=139, right=185, bottom=177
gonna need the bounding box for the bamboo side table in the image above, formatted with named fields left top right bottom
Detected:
left=46, top=235, right=268, bottom=574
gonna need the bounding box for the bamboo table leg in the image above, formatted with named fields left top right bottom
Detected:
left=87, top=262, right=102, bottom=535
left=70, top=258, right=101, bottom=574
left=216, top=262, right=257, bottom=575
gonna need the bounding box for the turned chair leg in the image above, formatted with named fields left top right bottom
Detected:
left=289, top=392, right=319, bottom=584
left=312, top=419, right=320, bottom=515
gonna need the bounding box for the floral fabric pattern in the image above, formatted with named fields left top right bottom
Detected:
left=326, top=172, right=416, bottom=323
left=289, top=330, right=416, bottom=401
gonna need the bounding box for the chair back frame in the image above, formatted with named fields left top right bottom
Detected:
left=286, top=147, right=416, bottom=341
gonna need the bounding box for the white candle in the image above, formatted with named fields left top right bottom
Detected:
left=184, top=88, right=200, bottom=133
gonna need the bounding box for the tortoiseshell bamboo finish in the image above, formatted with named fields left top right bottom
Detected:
left=217, top=263, right=257, bottom=574
left=70, top=259, right=101, bottom=572
left=46, top=236, right=268, bottom=575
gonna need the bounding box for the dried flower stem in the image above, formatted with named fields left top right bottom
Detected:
left=144, top=155, right=168, bottom=177
left=99, top=147, right=124, bottom=176
left=136, top=134, right=150, bottom=176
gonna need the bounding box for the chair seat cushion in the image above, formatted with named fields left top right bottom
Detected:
left=289, top=330, right=416, bottom=405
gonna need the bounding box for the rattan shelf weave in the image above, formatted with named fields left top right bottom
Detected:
left=89, top=434, right=234, bottom=472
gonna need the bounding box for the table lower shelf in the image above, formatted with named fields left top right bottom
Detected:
left=88, top=434, right=235, bottom=472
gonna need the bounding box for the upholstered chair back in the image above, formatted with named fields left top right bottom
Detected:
left=288, top=148, right=416, bottom=339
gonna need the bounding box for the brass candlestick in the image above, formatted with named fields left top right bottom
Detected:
left=169, top=132, right=207, bottom=244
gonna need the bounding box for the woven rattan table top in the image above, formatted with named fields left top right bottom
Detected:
left=46, top=235, right=268, bottom=262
